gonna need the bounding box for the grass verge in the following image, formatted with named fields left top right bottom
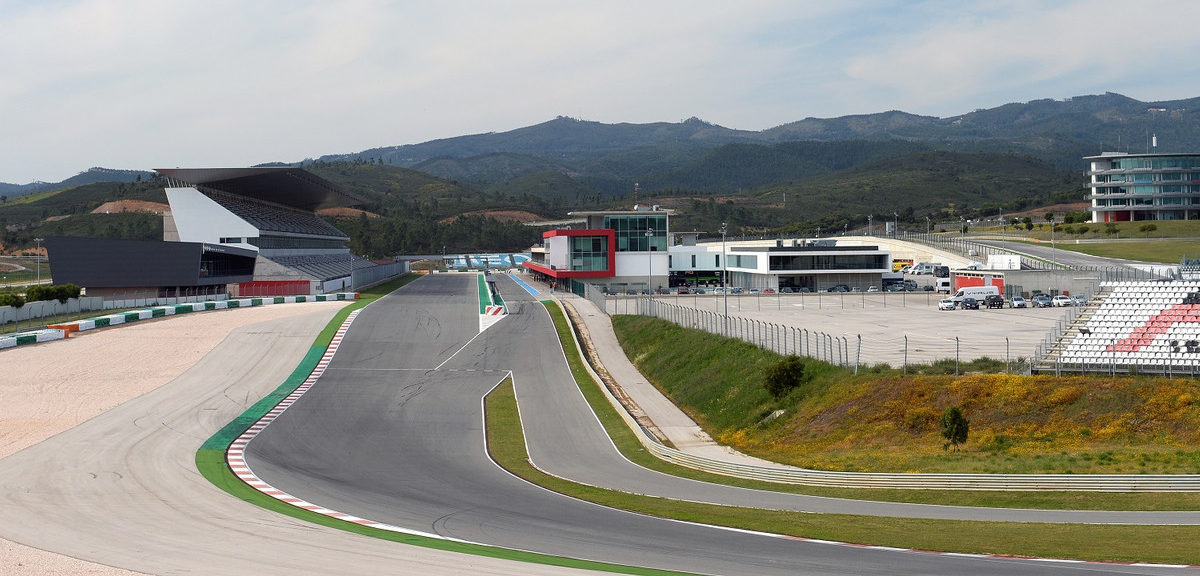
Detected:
left=599, top=314, right=1200, bottom=509
left=483, top=301, right=1200, bottom=565
left=194, top=273, right=690, bottom=576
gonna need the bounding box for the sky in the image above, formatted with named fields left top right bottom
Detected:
left=4, top=0, right=1200, bottom=184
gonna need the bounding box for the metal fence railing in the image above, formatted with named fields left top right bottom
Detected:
left=586, top=284, right=1035, bottom=374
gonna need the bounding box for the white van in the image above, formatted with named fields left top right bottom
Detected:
left=951, top=285, right=1000, bottom=303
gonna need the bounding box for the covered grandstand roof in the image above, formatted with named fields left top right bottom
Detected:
left=156, top=167, right=364, bottom=212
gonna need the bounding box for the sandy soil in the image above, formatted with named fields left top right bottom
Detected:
left=0, top=301, right=347, bottom=575
left=90, top=200, right=170, bottom=215
left=315, top=206, right=381, bottom=218
left=438, top=209, right=542, bottom=224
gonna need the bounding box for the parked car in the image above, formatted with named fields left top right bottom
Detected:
left=983, top=294, right=1005, bottom=309
left=885, top=283, right=905, bottom=292
left=1010, top=296, right=1027, bottom=308
left=762, top=288, right=776, bottom=294
left=1032, top=294, right=1053, bottom=308
left=693, top=287, right=706, bottom=294
left=779, top=287, right=794, bottom=294
left=730, top=287, right=744, bottom=294
left=1052, top=295, right=1073, bottom=307
left=938, top=298, right=957, bottom=310
left=796, top=287, right=812, bottom=293
left=827, top=284, right=849, bottom=292
left=712, top=287, right=725, bottom=295
left=676, top=286, right=689, bottom=294
left=749, top=288, right=761, bottom=294
left=922, top=285, right=935, bottom=292
left=1072, top=295, right=1088, bottom=306
left=961, top=297, right=980, bottom=310
left=867, top=285, right=880, bottom=292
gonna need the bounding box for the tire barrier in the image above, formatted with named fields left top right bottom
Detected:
left=1, top=293, right=359, bottom=351
left=0, top=328, right=67, bottom=350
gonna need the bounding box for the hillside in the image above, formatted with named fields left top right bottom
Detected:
left=613, top=315, right=1200, bottom=475
left=6, top=91, right=1199, bottom=254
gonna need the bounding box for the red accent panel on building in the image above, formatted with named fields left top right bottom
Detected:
left=952, top=272, right=1005, bottom=294
left=236, top=280, right=311, bottom=296
left=523, top=229, right=616, bottom=279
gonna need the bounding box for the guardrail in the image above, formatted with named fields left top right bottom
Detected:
left=558, top=299, right=1200, bottom=492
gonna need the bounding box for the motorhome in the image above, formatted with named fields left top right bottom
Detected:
left=910, top=262, right=941, bottom=275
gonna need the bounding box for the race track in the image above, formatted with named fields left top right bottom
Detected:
left=242, top=274, right=1192, bottom=575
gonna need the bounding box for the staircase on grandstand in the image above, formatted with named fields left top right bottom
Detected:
left=1033, top=274, right=1200, bottom=376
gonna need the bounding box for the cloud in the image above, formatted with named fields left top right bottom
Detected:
left=2, top=0, right=1200, bottom=183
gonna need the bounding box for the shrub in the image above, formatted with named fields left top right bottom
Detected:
left=1076, top=225, right=1089, bottom=235
left=1139, top=223, right=1157, bottom=233
left=764, top=355, right=806, bottom=400
left=939, top=405, right=970, bottom=451
left=0, top=293, right=24, bottom=308
left=23, top=284, right=81, bottom=304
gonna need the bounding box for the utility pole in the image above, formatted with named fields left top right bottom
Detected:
left=720, top=222, right=728, bottom=336
left=34, top=237, right=43, bottom=285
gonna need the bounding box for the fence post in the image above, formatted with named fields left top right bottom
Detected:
left=903, top=335, right=908, bottom=375
left=855, top=335, right=861, bottom=374
left=956, top=336, right=960, bottom=375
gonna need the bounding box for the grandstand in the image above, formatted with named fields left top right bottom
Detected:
left=158, top=167, right=405, bottom=294
left=1181, top=256, right=1200, bottom=281
left=1037, top=281, right=1200, bottom=375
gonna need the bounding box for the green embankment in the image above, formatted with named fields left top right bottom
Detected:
left=607, top=314, right=1200, bottom=509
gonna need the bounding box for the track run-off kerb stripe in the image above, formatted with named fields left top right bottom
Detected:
left=477, top=273, right=491, bottom=314
left=194, top=281, right=691, bottom=576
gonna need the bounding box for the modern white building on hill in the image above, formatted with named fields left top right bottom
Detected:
left=1086, top=152, right=1200, bottom=222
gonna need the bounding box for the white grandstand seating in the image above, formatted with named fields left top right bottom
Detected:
left=205, top=190, right=347, bottom=238
left=266, top=254, right=374, bottom=282
left=1053, top=281, right=1200, bottom=372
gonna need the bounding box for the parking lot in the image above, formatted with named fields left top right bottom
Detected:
left=605, top=291, right=1069, bottom=369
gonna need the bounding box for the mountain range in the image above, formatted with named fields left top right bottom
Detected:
left=2, top=91, right=1196, bottom=254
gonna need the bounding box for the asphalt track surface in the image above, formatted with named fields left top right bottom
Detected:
left=0, top=304, right=613, bottom=576
left=244, top=274, right=1192, bottom=575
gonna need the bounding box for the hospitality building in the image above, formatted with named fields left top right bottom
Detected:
left=1086, top=152, right=1200, bottom=222
left=523, top=206, right=891, bottom=294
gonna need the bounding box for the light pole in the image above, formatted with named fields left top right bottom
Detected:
left=34, top=237, right=43, bottom=285
left=925, top=215, right=931, bottom=235
left=720, top=222, right=728, bottom=336
left=893, top=212, right=899, bottom=237
left=645, top=227, right=654, bottom=296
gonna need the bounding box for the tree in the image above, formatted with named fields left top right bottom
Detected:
left=763, top=355, right=806, bottom=400
left=939, top=405, right=969, bottom=451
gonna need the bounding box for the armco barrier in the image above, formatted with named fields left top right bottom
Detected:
left=557, top=300, right=1200, bottom=492
left=2, top=293, right=359, bottom=351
